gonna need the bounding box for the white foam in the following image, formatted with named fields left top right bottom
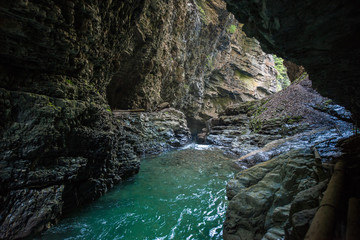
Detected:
left=180, top=143, right=213, bottom=150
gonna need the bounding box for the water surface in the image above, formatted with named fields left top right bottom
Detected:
left=38, top=145, right=238, bottom=240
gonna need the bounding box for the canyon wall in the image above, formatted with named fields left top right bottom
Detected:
left=0, top=0, right=279, bottom=238
left=104, top=0, right=280, bottom=129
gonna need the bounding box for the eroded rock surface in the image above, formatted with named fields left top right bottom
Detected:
left=223, top=149, right=328, bottom=240
left=0, top=0, right=346, bottom=239
left=0, top=90, right=140, bottom=239
left=208, top=78, right=355, bottom=239
left=207, top=78, right=353, bottom=162
left=114, top=108, right=191, bottom=155
left=101, top=0, right=281, bottom=124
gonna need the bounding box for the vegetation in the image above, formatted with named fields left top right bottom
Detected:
left=293, top=72, right=309, bottom=84
left=235, top=70, right=252, bottom=81
left=273, top=55, right=290, bottom=90
left=249, top=100, right=269, bottom=132
left=235, top=70, right=255, bottom=89
left=227, top=24, right=237, bottom=34
left=64, top=77, right=74, bottom=85
left=286, top=116, right=303, bottom=124
left=206, top=55, right=214, bottom=70
left=195, top=1, right=207, bottom=23
left=47, top=99, right=61, bottom=111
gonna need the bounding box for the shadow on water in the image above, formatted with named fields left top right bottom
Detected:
left=36, top=145, right=239, bottom=240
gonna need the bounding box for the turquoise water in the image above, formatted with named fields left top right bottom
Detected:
left=38, top=145, right=238, bottom=240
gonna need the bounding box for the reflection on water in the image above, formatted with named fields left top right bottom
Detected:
left=38, top=145, right=238, bottom=240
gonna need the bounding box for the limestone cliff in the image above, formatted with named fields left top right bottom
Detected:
left=104, top=0, right=280, bottom=129
left=0, top=0, right=279, bottom=238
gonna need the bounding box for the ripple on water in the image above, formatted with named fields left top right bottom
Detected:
left=37, top=147, right=238, bottom=240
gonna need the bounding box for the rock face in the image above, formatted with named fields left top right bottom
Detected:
left=223, top=149, right=328, bottom=240
left=223, top=0, right=360, bottom=125
left=207, top=78, right=353, bottom=161
left=0, top=90, right=141, bottom=239
left=206, top=78, right=354, bottom=239
left=114, top=108, right=191, bottom=155
left=0, top=0, right=280, bottom=238
left=102, top=0, right=281, bottom=127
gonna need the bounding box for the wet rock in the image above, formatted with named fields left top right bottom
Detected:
left=284, top=181, right=328, bottom=240
left=217, top=78, right=354, bottom=240
left=223, top=149, right=327, bottom=240
left=206, top=79, right=354, bottom=162
left=0, top=0, right=259, bottom=238
left=0, top=90, right=141, bottom=239
left=285, top=208, right=317, bottom=240
left=114, top=108, right=191, bottom=155
left=0, top=186, right=64, bottom=239
left=156, top=102, right=170, bottom=111
left=101, top=0, right=281, bottom=123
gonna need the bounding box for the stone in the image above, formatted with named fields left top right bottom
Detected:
left=206, top=78, right=354, bottom=162
left=285, top=208, right=318, bottom=240
left=113, top=108, right=191, bottom=155
left=0, top=0, right=260, bottom=237
left=283, top=61, right=305, bottom=83
left=156, top=102, right=170, bottom=110
left=223, top=150, right=324, bottom=240
left=214, top=78, right=353, bottom=240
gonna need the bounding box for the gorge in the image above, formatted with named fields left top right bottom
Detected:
left=1, top=0, right=360, bottom=239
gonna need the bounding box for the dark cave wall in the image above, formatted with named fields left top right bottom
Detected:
left=0, top=1, right=144, bottom=238
left=224, top=0, right=360, bottom=125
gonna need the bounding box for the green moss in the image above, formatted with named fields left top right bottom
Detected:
left=64, top=77, right=74, bottom=85
left=227, top=24, right=237, bottom=34
left=323, top=99, right=333, bottom=106
left=235, top=70, right=256, bottom=89
left=273, top=55, right=290, bottom=90
left=248, top=99, right=270, bottom=132
left=276, top=81, right=282, bottom=91
left=235, top=70, right=252, bottom=81
left=195, top=1, right=207, bottom=23
left=212, top=97, right=232, bottom=107
left=293, top=72, right=309, bottom=84
left=286, top=116, right=303, bottom=124
left=47, top=100, right=61, bottom=111
left=206, top=55, right=214, bottom=70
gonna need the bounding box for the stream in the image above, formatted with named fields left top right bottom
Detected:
left=37, top=144, right=238, bottom=240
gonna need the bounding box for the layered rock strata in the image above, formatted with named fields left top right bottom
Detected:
left=102, top=0, right=281, bottom=125
left=113, top=108, right=191, bottom=155
left=0, top=91, right=141, bottom=239
left=207, top=78, right=353, bottom=162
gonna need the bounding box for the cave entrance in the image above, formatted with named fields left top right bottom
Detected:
left=106, top=74, right=139, bottom=110
left=186, top=117, right=207, bottom=143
